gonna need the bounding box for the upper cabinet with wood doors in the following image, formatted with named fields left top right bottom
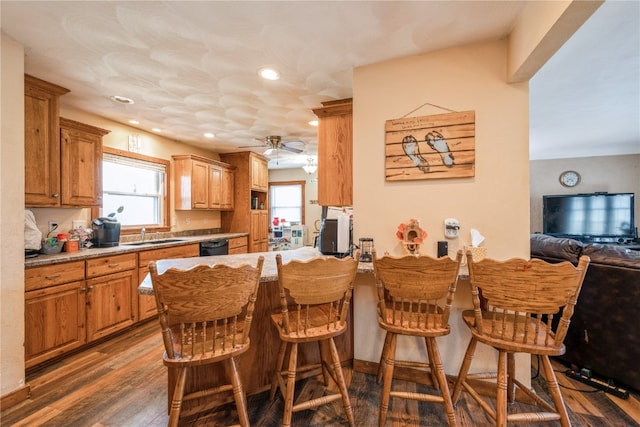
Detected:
left=312, top=98, right=353, bottom=206
left=173, top=154, right=234, bottom=210
left=59, top=118, right=110, bottom=207
left=250, top=154, right=268, bottom=192
left=24, top=75, right=69, bottom=206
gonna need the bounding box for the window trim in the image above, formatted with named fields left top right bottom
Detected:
left=268, top=180, right=306, bottom=225
left=93, top=146, right=171, bottom=235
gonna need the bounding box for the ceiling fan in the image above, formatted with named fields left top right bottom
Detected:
left=240, top=135, right=305, bottom=155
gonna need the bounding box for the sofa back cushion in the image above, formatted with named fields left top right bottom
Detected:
left=530, top=234, right=584, bottom=264
left=582, top=243, right=640, bottom=268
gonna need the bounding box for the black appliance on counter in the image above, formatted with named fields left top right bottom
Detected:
left=199, top=239, right=229, bottom=256
left=318, top=206, right=352, bottom=258
left=91, top=217, right=121, bottom=247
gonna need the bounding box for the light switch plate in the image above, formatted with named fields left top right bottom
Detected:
left=444, top=218, right=460, bottom=239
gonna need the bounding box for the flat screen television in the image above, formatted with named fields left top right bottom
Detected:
left=542, top=192, right=636, bottom=242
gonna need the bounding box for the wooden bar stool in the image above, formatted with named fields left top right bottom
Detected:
left=372, top=249, right=463, bottom=427
left=451, top=252, right=590, bottom=426
left=149, top=257, right=264, bottom=427
left=270, top=252, right=359, bottom=427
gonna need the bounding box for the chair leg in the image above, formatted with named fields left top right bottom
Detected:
left=379, top=332, right=397, bottom=427
left=328, top=337, right=355, bottom=427
left=427, top=337, right=457, bottom=427
left=496, top=350, right=508, bottom=427
left=228, top=356, right=250, bottom=427
left=540, top=354, right=571, bottom=427
left=376, top=332, right=392, bottom=384
left=283, top=342, right=298, bottom=427
left=168, top=367, right=187, bottom=427
left=318, top=340, right=330, bottom=386
left=425, top=337, right=440, bottom=390
left=507, top=352, right=516, bottom=404
left=271, top=340, right=288, bottom=399
left=451, top=337, right=477, bottom=405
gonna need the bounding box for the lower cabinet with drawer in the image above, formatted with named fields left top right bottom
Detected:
left=137, top=243, right=200, bottom=321
left=24, top=261, right=87, bottom=369
left=85, top=253, right=138, bottom=342
left=228, top=236, right=248, bottom=254
left=25, top=254, right=137, bottom=368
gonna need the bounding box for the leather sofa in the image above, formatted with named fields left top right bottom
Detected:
left=530, top=233, right=640, bottom=392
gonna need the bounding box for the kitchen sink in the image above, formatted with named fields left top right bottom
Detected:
left=124, top=239, right=185, bottom=246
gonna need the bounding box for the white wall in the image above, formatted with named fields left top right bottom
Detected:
left=530, top=154, right=640, bottom=233
left=1, top=33, right=26, bottom=396
left=352, top=39, right=531, bottom=379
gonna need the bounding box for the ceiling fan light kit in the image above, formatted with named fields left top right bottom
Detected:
left=302, top=158, right=317, bottom=174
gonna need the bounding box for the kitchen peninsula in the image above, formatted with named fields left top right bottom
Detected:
left=138, top=246, right=361, bottom=410
left=137, top=247, right=507, bottom=416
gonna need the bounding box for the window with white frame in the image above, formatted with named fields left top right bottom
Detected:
left=270, top=181, right=305, bottom=225
left=101, top=149, right=168, bottom=229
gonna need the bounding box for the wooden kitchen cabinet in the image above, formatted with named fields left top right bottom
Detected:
left=220, top=166, right=235, bottom=209
left=250, top=210, right=269, bottom=252
left=24, top=75, right=69, bottom=206
left=85, top=253, right=138, bottom=342
left=220, top=152, right=270, bottom=253
left=209, top=164, right=235, bottom=210
left=228, top=236, right=248, bottom=254
left=250, top=154, right=269, bottom=191
left=24, top=261, right=86, bottom=368
left=173, top=154, right=234, bottom=210
left=59, top=118, right=110, bottom=207
left=137, top=243, right=200, bottom=320
left=313, top=98, right=353, bottom=206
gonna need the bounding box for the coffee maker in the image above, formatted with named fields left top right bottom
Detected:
left=91, top=217, right=121, bottom=247
left=91, top=206, right=123, bottom=247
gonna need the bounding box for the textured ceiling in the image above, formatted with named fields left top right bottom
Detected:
left=2, top=1, right=638, bottom=168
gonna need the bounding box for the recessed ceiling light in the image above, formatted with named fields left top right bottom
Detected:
left=151, top=128, right=162, bottom=133
left=258, top=67, right=280, bottom=80
left=308, top=120, right=319, bottom=126
left=204, top=132, right=215, bottom=138
left=109, top=95, right=134, bottom=104
left=128, top=119, right=139, bottom=125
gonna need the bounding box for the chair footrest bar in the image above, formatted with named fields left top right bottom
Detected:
left=390, top=390, right=444, bottom=403
left=292, top=393, right=343, bottom=413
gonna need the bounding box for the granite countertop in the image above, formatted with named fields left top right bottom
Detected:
left=25, top=232, right=249, bottom=268
left=138, top=246, right=374, bottom=295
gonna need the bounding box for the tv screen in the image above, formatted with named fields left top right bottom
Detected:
left=543, top=193, right=636, bottom=241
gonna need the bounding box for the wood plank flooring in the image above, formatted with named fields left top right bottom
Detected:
left=2, top=320, right=639, bottom=426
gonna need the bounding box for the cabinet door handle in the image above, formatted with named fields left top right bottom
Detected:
left=45, top=274, right=61, bottom=280
left=108, top=263, right=120, bottom=268
left=51, top=193, right=59, bottom=198
left=87, top=285, right=94, bottom=291
left=80, top=287, right=87, bottom=293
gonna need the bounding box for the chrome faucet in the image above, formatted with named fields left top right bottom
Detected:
left=141, top=227, right=146, bottom=242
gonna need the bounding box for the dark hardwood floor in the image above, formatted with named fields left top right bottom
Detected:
left=2, top=320, right=639, bottom=426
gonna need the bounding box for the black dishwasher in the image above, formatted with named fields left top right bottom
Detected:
left=199, top=239, right=229, bottom=256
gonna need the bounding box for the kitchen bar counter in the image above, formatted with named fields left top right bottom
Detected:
left=24, top=232, right=248, bottom=267
left=138, top=246, right=357, bottom=409
left=138, top=246, right=372, bottom=294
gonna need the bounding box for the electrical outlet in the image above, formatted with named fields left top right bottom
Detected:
left=48, top=221, right=59, bottom=233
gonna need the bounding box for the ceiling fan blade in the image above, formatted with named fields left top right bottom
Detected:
left=282, top=140, right=305, bottom=146
left=281, top=145, right=304, bottom=154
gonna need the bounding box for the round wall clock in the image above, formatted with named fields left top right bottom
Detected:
left=559, top=170, right=581, bottom=187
